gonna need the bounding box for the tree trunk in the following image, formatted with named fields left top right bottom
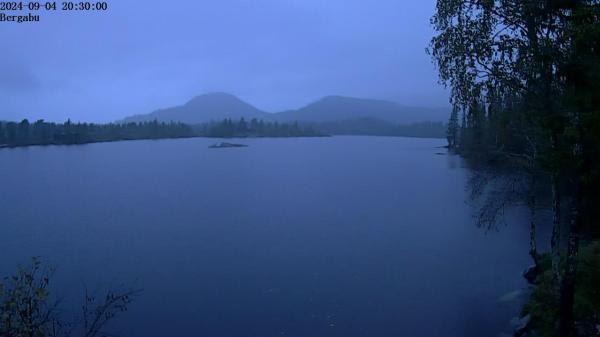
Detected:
left=557, top=189, right=582, bottom=337
left=529, top=176, right=539, bottom=265
left=551, top=172, right=562, bottom=284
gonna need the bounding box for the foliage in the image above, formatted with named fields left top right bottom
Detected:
left=429, top=0, right=600, bottom=335
left=573, top=242, right=600, bottom=325
left=0, top=258, right=138, bottom=337
left=523, top=253, right=561, bottom=337
left=524, top=242, right=600, bottom=337
left=0, top=257, right=56, bottom=337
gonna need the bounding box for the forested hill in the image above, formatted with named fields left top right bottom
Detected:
left=272, top=96, right=449, bottom=124
left=121, top=92, right=271, bottom=124
left=120, top=92, right=449, bottom=125
left=314, top=118, right=446, bottom=138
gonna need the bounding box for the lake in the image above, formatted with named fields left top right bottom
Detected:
left=0, top=136, right=533, bottom=337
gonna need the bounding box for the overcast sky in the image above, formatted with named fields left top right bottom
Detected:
left=0, top=0, right=449, bottom=123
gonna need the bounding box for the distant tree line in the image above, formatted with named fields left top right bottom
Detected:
left=0, top=116, right=449, bottom=148
left=197, top=117, right=445, bottom=139
left=0, top=119, right=195, bottom=147
left=0, top=118, right=329, bottom=148
left=196, top=118, right=325, bottom=138
left=314, top=118, right=446, bottom=138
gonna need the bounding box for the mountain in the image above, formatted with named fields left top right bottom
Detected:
left=120, top=93, right=450, bottom=126
left=121, top=92, right=271, bottom=124
left=272, top=96, right=449, bottom=124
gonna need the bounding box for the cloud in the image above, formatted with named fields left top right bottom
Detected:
left=0, top=62, right=40, bottom=93
left=0, top=0, right=449, bottom=123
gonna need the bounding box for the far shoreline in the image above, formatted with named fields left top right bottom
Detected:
left=0, top=133, right=450, bottom=150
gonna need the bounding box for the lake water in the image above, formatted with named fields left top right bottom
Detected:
left=0, top=136, right=533, bottom=337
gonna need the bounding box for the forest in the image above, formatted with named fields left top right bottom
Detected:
left=429, top=0, right=599, bottom=336
left=0, top=119, right=195, bottom=147
left=314, top=118, right=446, bottom=138
left=0, top=117, right=447, bottom=149
left=0, top=118, right=324, bottom=148
left=195, top=118, right=325, bottom=137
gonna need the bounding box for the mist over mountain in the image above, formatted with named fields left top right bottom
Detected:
left=273, top=96, right=449, bottom=124
left=121, top=92, right=271, bottom=124
left=120, top=93, right=449, bottom=125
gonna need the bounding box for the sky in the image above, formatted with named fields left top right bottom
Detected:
left=0, top=0, right=449, bottom=123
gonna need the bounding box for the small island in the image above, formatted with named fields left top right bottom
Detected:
left=209, top=142, right=248, bottom=148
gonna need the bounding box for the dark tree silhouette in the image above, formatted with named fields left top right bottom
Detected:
left=0, top=119, right=195, bottom=148
left=429, top=1, right=600, bottom=335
